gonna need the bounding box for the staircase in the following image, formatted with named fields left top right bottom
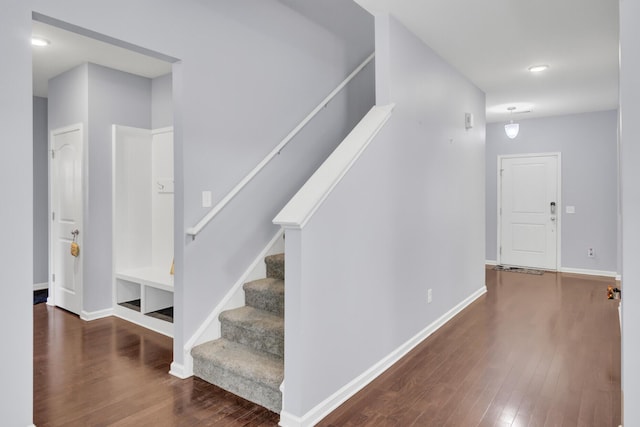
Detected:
left=191, top=254, right=285, bottom=413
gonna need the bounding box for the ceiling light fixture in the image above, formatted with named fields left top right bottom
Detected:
left=31, top=37, right=50, bottom=47
left=528, top=64, right=549, bottom=73
left=504, top=106, right=519, bottom=139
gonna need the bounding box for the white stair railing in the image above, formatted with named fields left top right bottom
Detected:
left=186, top=52, right=375, bottom=239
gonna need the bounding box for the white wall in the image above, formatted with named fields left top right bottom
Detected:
left=620, top=0, right=639, bottom=423
left=281, top=14, right=485, bottom=419
left=33, top=96, right=49, bottom=285
left=0, top=2, right=34, bottom=424
left=486, top=110, right=618, bottom=273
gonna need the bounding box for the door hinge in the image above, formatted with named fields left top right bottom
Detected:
left=52, top=273, right=55, bottom=282
left=52, top=212, right=55, bottom=221
left=51, top=149, right=55, bottom=159
left=499, top=246, right=502, bottom=255
left=500, top=168, right=504, bottom=177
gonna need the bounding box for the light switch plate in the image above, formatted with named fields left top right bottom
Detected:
left=566, top=206, right=575, bottom=214
left=202, top=191, right=212, bottom=208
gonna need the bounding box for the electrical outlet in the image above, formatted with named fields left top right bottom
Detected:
left=427, top=288, right=433, bottom=304
left=587, top=248, right=595, bottom=258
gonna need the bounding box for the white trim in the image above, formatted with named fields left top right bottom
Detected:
left=169, top=361, right=191, bottom=379
left=179, top=230, right=285, bottom=378
left=80, top=308, right=114, bottom=321
left=485, top=259, right=497, bottom=266
left=33, top=282, right=48, bottom=291
left=559, top=267, right=618, bottom=278
left=616, top=274, right=622, bottom=281
left=274, top=104, right=395, bottom=229
left=279, top=285, right=487, bottom=427
left=152, top=126, right=173, bottom=135
left=187, top=53, right=375, bottom=238
left=497, top=152, right=562, bottom=271
left=618, top=303, right=622, bottom=330
left=112, top=308, right=173, bottom=337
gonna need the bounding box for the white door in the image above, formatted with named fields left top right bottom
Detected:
left=50, top=125, right=83, bottom=314
left=499, top=154, right=560, bottom=270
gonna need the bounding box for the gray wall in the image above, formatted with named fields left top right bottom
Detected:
left=0, top=2, right=33, bottom=423
left=486, top=110, right=618, bottom=273
left=48, top=63, right=151, bottom=313
left=48, top=63, right=88, bottom=131
left=86, top=63, right=151, bottom=312
left=33, top=96, right=49, bottom=285
left=282, top=14, right=486, bottom=417
left=27, top=0, right=374, bottom=367
left=152, top=73, right=172, bottom=129
left=620, top=0, right=639, bottom=423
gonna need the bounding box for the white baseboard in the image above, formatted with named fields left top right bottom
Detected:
left=80, top=308, right=114, bottom=321
left=485, top=260, right=497, bottom=266
left=169, top=362, right=191, bottom=379
left=279, top=285, right=488, bottom=427
left=560, top=267, right=618, bottom=278
left=33, top=282, right=48, bottom=291
left=180, top=230, right=285, bottom=378
left=616, top=274, right=622, bottom=281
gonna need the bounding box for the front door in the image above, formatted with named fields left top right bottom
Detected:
left=499, top=154, right=560, bottom=270
left=50, top=124, right=83, bottom=314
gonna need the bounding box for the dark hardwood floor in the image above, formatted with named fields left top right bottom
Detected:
left=34, top=268, right=621, bottom=426
left=320, top=268, right=621, bottom=427
left=33, top=305, right=279, bottom=426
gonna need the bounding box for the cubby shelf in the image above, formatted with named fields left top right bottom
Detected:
left=113, top=126, right=174, bottom=337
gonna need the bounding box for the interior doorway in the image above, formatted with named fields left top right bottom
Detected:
left=49, top=123, right=84, bottom=314
left=31, top=17, right=174, bottom=315
left=497, top=153, right=561, bottom=270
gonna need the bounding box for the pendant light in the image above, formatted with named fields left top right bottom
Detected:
left=504, top=106, right=519, bottom=139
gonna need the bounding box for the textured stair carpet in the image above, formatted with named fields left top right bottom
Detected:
left=192, top=253, right=285, bottom=413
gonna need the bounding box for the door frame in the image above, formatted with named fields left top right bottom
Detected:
left=48, top=123, right=86, bottom=309
left=497, top=152, right=562, bottom=271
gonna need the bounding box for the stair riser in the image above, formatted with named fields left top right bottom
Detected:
left=245, top=289, right=284, bottom=316
left=193, top=361, right=282, bottom=413
left=265, top=257, right=284, bottom=280
left=221, top=322, right=284, bottom=358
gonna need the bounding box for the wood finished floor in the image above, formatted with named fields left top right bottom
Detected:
left=320, top=269, right=621, bottom=427
left=33, top=305, right=279, bottom=426
left=34, top=268, right=621, bottom=426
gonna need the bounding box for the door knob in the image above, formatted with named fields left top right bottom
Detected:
left=71, top=229, right=79, bottom=236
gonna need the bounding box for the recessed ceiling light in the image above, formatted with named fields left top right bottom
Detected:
left=528, top=64, right=549, bottom=73
left=31, top=37, right=50, bottom=47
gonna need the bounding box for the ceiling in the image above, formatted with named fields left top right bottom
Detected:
left=354, top=0, right=619, bottom=123
left=33, top=1, right=619, bottom=123
left=32, top=20, right=172, bottom=98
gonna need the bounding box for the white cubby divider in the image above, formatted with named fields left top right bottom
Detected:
left=112, top=125, right=174, bottom=337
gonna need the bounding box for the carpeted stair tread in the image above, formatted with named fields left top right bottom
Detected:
left=192, top=252, right=286, bottom=412
left=265, top=253, right=284, bottom=280
left=243, top=278, right=284, bottom=316
left=191, top=338, right=283, bottom=412
left=220, top=306, right=284, bottom=357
